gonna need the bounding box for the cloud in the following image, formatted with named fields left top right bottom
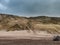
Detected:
left=50, top=0, right=57, bottom=3
left=7, top=0, right=59, bottom=15
left=4, top=0, right=10, bottom=3
left=0, top=0, right=60, bottom=16
left=0, top=3, right=7, bottom=10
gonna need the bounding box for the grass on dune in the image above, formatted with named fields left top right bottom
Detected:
left=33, top=24, right=60, bottom=34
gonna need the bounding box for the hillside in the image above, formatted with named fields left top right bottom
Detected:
left=0, top=14, right=60, bottom=34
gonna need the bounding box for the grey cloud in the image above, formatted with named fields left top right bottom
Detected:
left=0, top=0, right=60, bottom=16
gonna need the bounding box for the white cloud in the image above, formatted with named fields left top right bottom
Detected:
left=0, top=3, right=7, bottom=10
left=4, top=0, right=10, bottom=3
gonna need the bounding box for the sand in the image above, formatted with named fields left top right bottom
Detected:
left=0, top=30, right=58, bottom=40
left=0, top=30, right=60, bottom=45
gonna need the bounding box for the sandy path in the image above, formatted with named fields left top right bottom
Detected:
left=0, top=30, right=60, bottom=45
left=0, top=30, right=58, bottom=40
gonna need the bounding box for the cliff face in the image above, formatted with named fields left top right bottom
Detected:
left=0, top=14, right=60, bottom=34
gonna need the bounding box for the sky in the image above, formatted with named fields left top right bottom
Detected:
left=0, top=0, right=60, bottom=17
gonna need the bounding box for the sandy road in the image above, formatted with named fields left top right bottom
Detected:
left=0, top=30, right=58, bottom=40
left=0, top=30, right=59, bottom=45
